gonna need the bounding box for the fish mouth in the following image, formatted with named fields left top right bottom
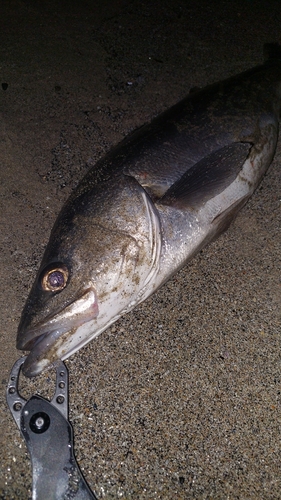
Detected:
left=20, top=328, right=69, bottom=377
left=17, top=287, right=99, bottom=377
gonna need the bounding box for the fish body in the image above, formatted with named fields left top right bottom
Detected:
left=17, top=45, right=281, bottom=376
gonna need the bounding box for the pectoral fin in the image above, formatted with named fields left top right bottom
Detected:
left=159, top=142, right=251, bottom=210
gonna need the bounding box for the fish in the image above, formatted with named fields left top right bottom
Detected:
left=17, top=44, right=281, bottom=377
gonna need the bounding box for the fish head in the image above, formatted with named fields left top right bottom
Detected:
left=17, top=178, right=161, bottom=377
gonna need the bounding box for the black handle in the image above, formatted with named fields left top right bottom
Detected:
left=21, top=395, right=97, bottom=500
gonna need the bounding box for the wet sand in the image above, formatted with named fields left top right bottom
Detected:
left=0, top=0, right=280, bottom=498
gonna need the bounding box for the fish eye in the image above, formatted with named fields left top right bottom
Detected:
left=40, top=264, right=69, bottom=292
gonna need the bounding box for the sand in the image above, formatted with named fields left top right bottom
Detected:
left=0, top=0, right=280, bottom=498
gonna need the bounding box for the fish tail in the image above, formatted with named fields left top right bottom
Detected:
left=263, top=43, right=281, bottom=62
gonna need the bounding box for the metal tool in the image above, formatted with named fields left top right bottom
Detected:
left=6, top=356, right=98, bottom=500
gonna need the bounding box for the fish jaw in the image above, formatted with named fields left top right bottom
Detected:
left=18, top=286, right=99, bottom=377
left=20, top=278, right=157, bottom=378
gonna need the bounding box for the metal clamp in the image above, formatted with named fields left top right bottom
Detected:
left=6, top=357, right=97, bottom=500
